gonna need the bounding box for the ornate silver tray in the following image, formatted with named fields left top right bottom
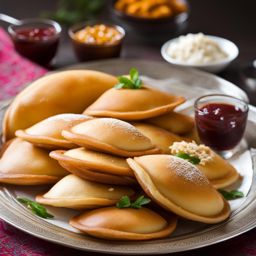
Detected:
left=0, top=60, right=256, bottom=255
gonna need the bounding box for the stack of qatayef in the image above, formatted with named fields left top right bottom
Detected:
left=0, top=68, right=240, bottom=241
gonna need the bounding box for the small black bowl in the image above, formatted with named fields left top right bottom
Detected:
left=111, top=0, right=189, bottom=42
left=69, top=21, right=125, bottom=62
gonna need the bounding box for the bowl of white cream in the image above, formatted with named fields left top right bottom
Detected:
left=161, top=33, right=239, bottom=73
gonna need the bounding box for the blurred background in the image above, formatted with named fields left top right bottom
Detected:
left=1, top=0, right=256, bottom=102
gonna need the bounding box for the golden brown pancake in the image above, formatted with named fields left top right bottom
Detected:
left=182, top=126, right=201, bottom=144
left=146, top=112, right=194, bottom=135
left=15, top=114, right=92, bottom=149
left=133, top=123, right=183, bottom=154
left=50, top=149, right=136, bottom=185
left=84, top=87, right=185, bottom=120
left=70, top=207, right=177, bottom=240
left=36, top=174, right=135, bottom=209
left=0, top=139, right=68, bottom=185
left=62, top=118, right=160, bottom=157
left=3, top=70, right=118, bottom=141
left=197, top=152, right=240, bottom=189
left=169, top=141, right=240, bottom=189
left=127, top=155, right=230, bottom=224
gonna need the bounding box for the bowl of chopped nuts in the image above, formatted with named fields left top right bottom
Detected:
left=69, top=21, right=126, bottom=61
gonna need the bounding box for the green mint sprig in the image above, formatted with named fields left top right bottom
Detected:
left=115, top=68, right=142, bottom=89
left=218, top=190, right=244, bottom=200
left=116, top=195, right=151, bottom=209
left=17, top=197, right=54, bottom=219
left=176, top=152, right=200, bottom=165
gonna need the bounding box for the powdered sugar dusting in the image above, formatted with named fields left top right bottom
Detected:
left=168, top=155, right=209, bottom=185
left=98, top=118, right=144, bottom=138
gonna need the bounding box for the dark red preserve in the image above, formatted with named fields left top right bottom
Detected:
left=195, top=103, right=248, bottom=151
left=11, top=26, right=59, bottom=66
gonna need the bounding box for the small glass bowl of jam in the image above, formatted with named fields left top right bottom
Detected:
left=195, top=94, right=248, bottom=158
left=69, top=22, right=125, bottom=61
left=8, top=19, right=61, bottom=66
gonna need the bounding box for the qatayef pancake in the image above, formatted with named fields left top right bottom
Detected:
left=127, top=155, right=230, bottom=224
left=169, top=141, right=240, bottom=189
left=0, top=139, right=68, bottom=185
left=133, top=123, right=183, bottom=154
left=70, top=207, right=177, bottom=240
left=50, top=148, right=136, bottom=185
left=146, top=112, right=194, bottom=135
left=36, top=174, right=135, bottom=209
left=84, top=87, right=185, bottom=120
left=62, top=118, right=160, bottom=157
left=15, top=114, right=92, bottom=149
left=3, top=70, right=118, bottom=141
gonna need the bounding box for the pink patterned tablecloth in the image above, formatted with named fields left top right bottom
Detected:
left=0, top=27, right=256, bottom=256
left=0, top=27, right=47, bottom=100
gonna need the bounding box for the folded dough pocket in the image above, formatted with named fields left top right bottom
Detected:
left=127, top=155, right=231, bottom=224
left=62, top=118, right=160, bottom=157
left=50, top=148, right=136, bottom=185
left=70, top=207, right=177, bottom=240
left=15, top=114, right=91, bottom=149
left=0, top=138, right=68, bottom=185
left=84, top=87, right=185, bottom=120
left=36, top=174, right=135, bottom=209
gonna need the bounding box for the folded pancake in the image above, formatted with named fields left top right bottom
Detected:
left=50, top=149, right=136, bottom=185
left=15, top=114, right=92, bottom=149
left=133, top=123, right=183, bottom=154
left=62, top=118, right=160, bottom=157
left=3, top=70, right=118, bottom=141
left=169, top=141, right=240, bottom=189
left=146, top=112, right=194, bottom=135
left=127, top=155, right=230, bottom=223
left=70, top=207, right=177, bottom=240
left=182, top=126, right=201, bottom=144
left=36, top=174, right=135, bottom=209
left=0, top=139, right=68, bottom=185
left=84, top=87, right=185, bottom=120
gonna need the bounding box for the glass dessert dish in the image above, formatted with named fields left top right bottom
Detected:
left=195, top=94, right=248, bottom=158
left=8, top=18, right=61, bottom=66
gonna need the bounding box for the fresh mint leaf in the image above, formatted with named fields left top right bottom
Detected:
left=176, top=152, right=200, bottom=165
left=130, top=67, right=139, bottom=82
left=116, top=195, right=131, bottom=208
left=134, top=78, right=142, bottom=88
left=17, top=197, right=54, bottom=219
left=17, top=197, right=30, bottom=204
left=218, top=190, right=244, bottom=200
left=114, top=83, right=125, bottom=89
left=131, top=195, right=151, bottom=209
left=118, top=76, right=134, bottom=87
left=114, top=68, right=142, bottom=89
left=116, top=195, right=151, bottom=209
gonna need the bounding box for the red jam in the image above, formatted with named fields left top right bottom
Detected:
left=11, top=26, right=59, bottom=66
left=15, top=27, right=57, bottom=40
left=195, top=103, right=248, bottom=151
